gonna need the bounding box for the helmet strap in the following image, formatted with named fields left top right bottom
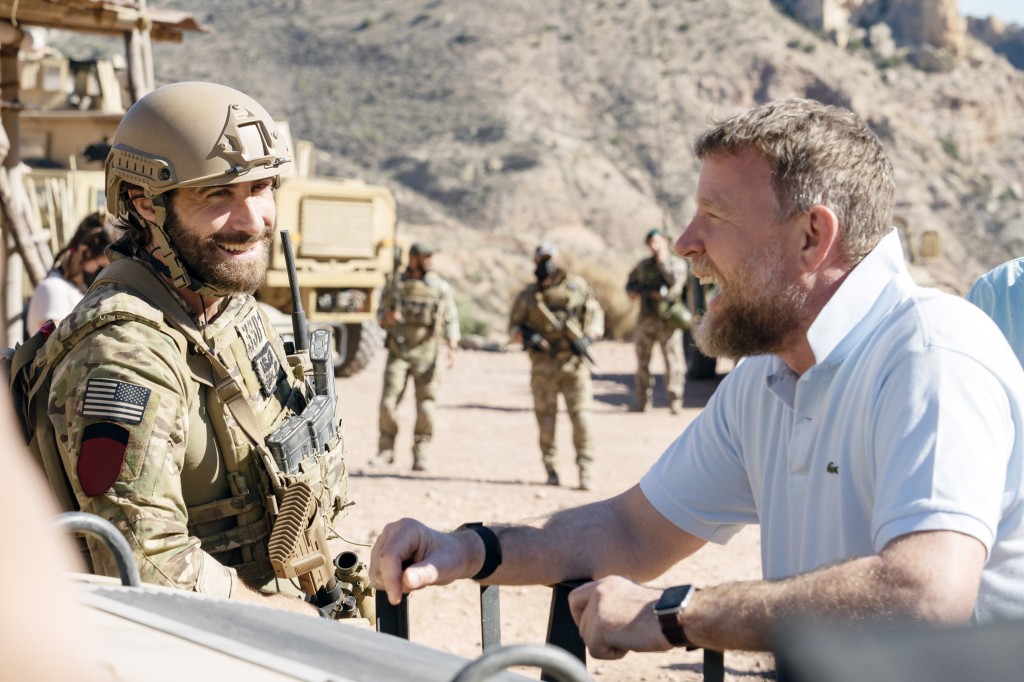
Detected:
left=143, top=194, right=235, bottom=301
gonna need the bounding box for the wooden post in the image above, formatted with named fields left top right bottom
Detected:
left=124, top=1, right=155, bottom=103
left=0, top=24, right=55, bottom=345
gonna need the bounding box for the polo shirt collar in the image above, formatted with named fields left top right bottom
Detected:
left=765, top=229, right=907, bottom=406
left=806, top=228, right=906, bottom=367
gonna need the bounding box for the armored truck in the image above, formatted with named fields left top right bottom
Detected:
left=4, top=19, right=392, bottom=375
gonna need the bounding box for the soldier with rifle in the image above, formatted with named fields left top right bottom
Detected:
left=625, top=228, right=689, bottom=413
left=371, top=242, right=459, bottom=472
left=509, top=242, right=604, bottom=490
left=36, top=82, right=358, bottom=617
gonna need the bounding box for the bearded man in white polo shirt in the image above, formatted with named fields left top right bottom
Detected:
left=368, top=98, right=1024, bottom=657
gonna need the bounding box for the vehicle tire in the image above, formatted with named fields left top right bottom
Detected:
left=334, top=320, right=385, bottom=377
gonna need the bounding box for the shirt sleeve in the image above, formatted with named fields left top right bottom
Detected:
left=50, top=319, right=237, bottom=597
left=870, top=346, right=1013, bottom=555
left=442, top=281, right=460, bottom=343
left=640, top=376, right=758, bottom=544
left=508, top=288, right=530, bottom=335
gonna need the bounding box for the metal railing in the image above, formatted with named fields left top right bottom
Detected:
left=376, top=579, right=726, bottom=682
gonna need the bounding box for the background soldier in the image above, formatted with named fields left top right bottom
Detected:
left=625, top=228, right=688, bottom=413
left=509, top=242, right=604, bottom=490
left=45, top=82, right=348, bottom=616
left=372, top=242, right=459, bottom=471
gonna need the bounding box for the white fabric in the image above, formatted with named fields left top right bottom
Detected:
left=27, top=270, right=83, bottom=333
left=640, top=230, right=1024, bottom=623
left=967, top=256, right=1024, bottom=369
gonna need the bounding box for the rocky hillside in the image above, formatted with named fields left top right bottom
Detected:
left=71, top=0, right=1024, bottom=336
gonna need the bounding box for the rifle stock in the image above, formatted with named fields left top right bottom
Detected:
left=268, top=482, right=376, bottom=623
left=531, top=301, right=597, bottom=371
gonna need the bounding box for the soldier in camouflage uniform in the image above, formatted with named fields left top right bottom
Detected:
left=509, top=243, right=604, bottom=491
left=371, top=242, right=459, bottom=471
left=626, top=228, right=688, bottom=413
left=45, top=83, right=348, bottom=616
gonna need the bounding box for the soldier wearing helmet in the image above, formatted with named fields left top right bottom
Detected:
left=371, top=242, right=460, bottom=472
left=45, top=83, right=348, bottom=616
left=508, top=242, right=604, bottom=491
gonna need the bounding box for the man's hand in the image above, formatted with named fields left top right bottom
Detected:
left=370, top=518, right=484, bottom=605
left=447, top=343, right=457, bottom=370
left=382, top=309, right=403, bottom=327
left=568, top=576, right=671, bottom=660
left=570, top=335, right=592, bottom=356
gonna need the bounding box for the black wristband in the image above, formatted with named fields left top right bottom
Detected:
left=458, top=522, right=503, bottom=581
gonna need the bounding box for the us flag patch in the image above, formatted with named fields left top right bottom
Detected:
left=82, top=378, right=151, bottom=425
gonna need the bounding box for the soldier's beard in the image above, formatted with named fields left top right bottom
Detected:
left=164, top=210, right=273, bottom=295
left=692, top=244, right=807, bottom=360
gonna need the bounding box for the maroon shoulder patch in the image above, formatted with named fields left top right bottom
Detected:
left=77, top=422, right=130, bottom=496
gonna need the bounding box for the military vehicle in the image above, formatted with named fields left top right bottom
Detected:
left=48, top=510, right=594, bottom=682
left=2, top=7, right=392, bottom=376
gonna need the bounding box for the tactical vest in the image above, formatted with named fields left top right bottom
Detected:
left=394, top=275, right=444, bottom=348
left=526, top=278, right=586, bottom=355
left=43, top=257, right=347, bottom=584
left=634, top=258, right=677, bottom=319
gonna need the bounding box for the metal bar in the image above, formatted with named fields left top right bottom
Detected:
left=479, top=584, right=501, bottom=651
left=704, top=649, right=724, bottom=682
left=375, top=588, right=409, bottom=639
left=54, top=511, right=141, bottom=587
left=543, top=580, right=589, bottom=681
left=453, top=644, right=591, bottom=682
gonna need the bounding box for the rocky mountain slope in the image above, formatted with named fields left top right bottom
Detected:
left=92, top=0, right=1024, bottom=336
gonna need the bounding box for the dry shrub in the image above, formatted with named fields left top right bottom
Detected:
left=569, top=258, right=637, bottom=341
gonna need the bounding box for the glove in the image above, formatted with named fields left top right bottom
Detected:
left=525, top=333, right=546, bottom=351
left=571, top=336, right=592, bottom=356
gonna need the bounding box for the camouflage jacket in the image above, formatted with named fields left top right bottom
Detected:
left=379, top=270, right=460, bottom=351
left=508, top=271, right=604, bottom=360
left=48, top=255, right=347, bottom=598
left=626, top=255, right=687, bottom=320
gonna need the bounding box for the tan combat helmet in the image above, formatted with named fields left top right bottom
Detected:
left=104, top=81, right=292, bottom=298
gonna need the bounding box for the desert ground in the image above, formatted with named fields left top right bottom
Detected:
left=330, top=340, right=775, bottom=681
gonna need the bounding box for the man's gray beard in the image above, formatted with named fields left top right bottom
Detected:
left=692, top=260, right=807, bottom=361
left=163, top=209, right=273, bottom=295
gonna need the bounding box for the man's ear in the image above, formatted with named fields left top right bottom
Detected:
left=800, top=205, right=841, bottom=272
left=132, top=195, right=158, bottom=223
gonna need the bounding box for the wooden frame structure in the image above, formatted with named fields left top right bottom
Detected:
left=0, top=0, right=204, bottom=345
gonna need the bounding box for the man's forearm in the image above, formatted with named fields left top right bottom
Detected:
left=684, top=531, right=985, bottom=651
left=232, top=580, right=319, bottom=617
left=480, top=488, right=703, bottom=587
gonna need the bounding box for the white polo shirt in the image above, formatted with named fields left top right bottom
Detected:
left=640, top=230, right=1024, bottom=623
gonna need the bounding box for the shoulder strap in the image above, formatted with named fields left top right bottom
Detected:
left=93, top=259, right=278, bottom=471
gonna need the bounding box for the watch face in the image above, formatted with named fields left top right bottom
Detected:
left=655, top=584, right=694, bottom=614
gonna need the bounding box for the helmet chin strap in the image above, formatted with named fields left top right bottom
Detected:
left=144, top=194, right=235, bottom=301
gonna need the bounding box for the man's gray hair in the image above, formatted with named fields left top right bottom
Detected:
left=693, top=98, right=894, bottom=266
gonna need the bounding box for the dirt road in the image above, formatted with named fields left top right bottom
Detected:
left=331, top=340, right=773, bottom=681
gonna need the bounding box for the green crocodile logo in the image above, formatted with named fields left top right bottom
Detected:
left=826, top=462, right=839, bottom=475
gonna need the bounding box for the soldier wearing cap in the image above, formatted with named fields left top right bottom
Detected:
left=509, top=242, right=604, bottom=490
left=44, top=82, right=348, bottom=616
left=371, top=241, right=460, bottom=471
left=626, top=228, right=689, bottom=413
